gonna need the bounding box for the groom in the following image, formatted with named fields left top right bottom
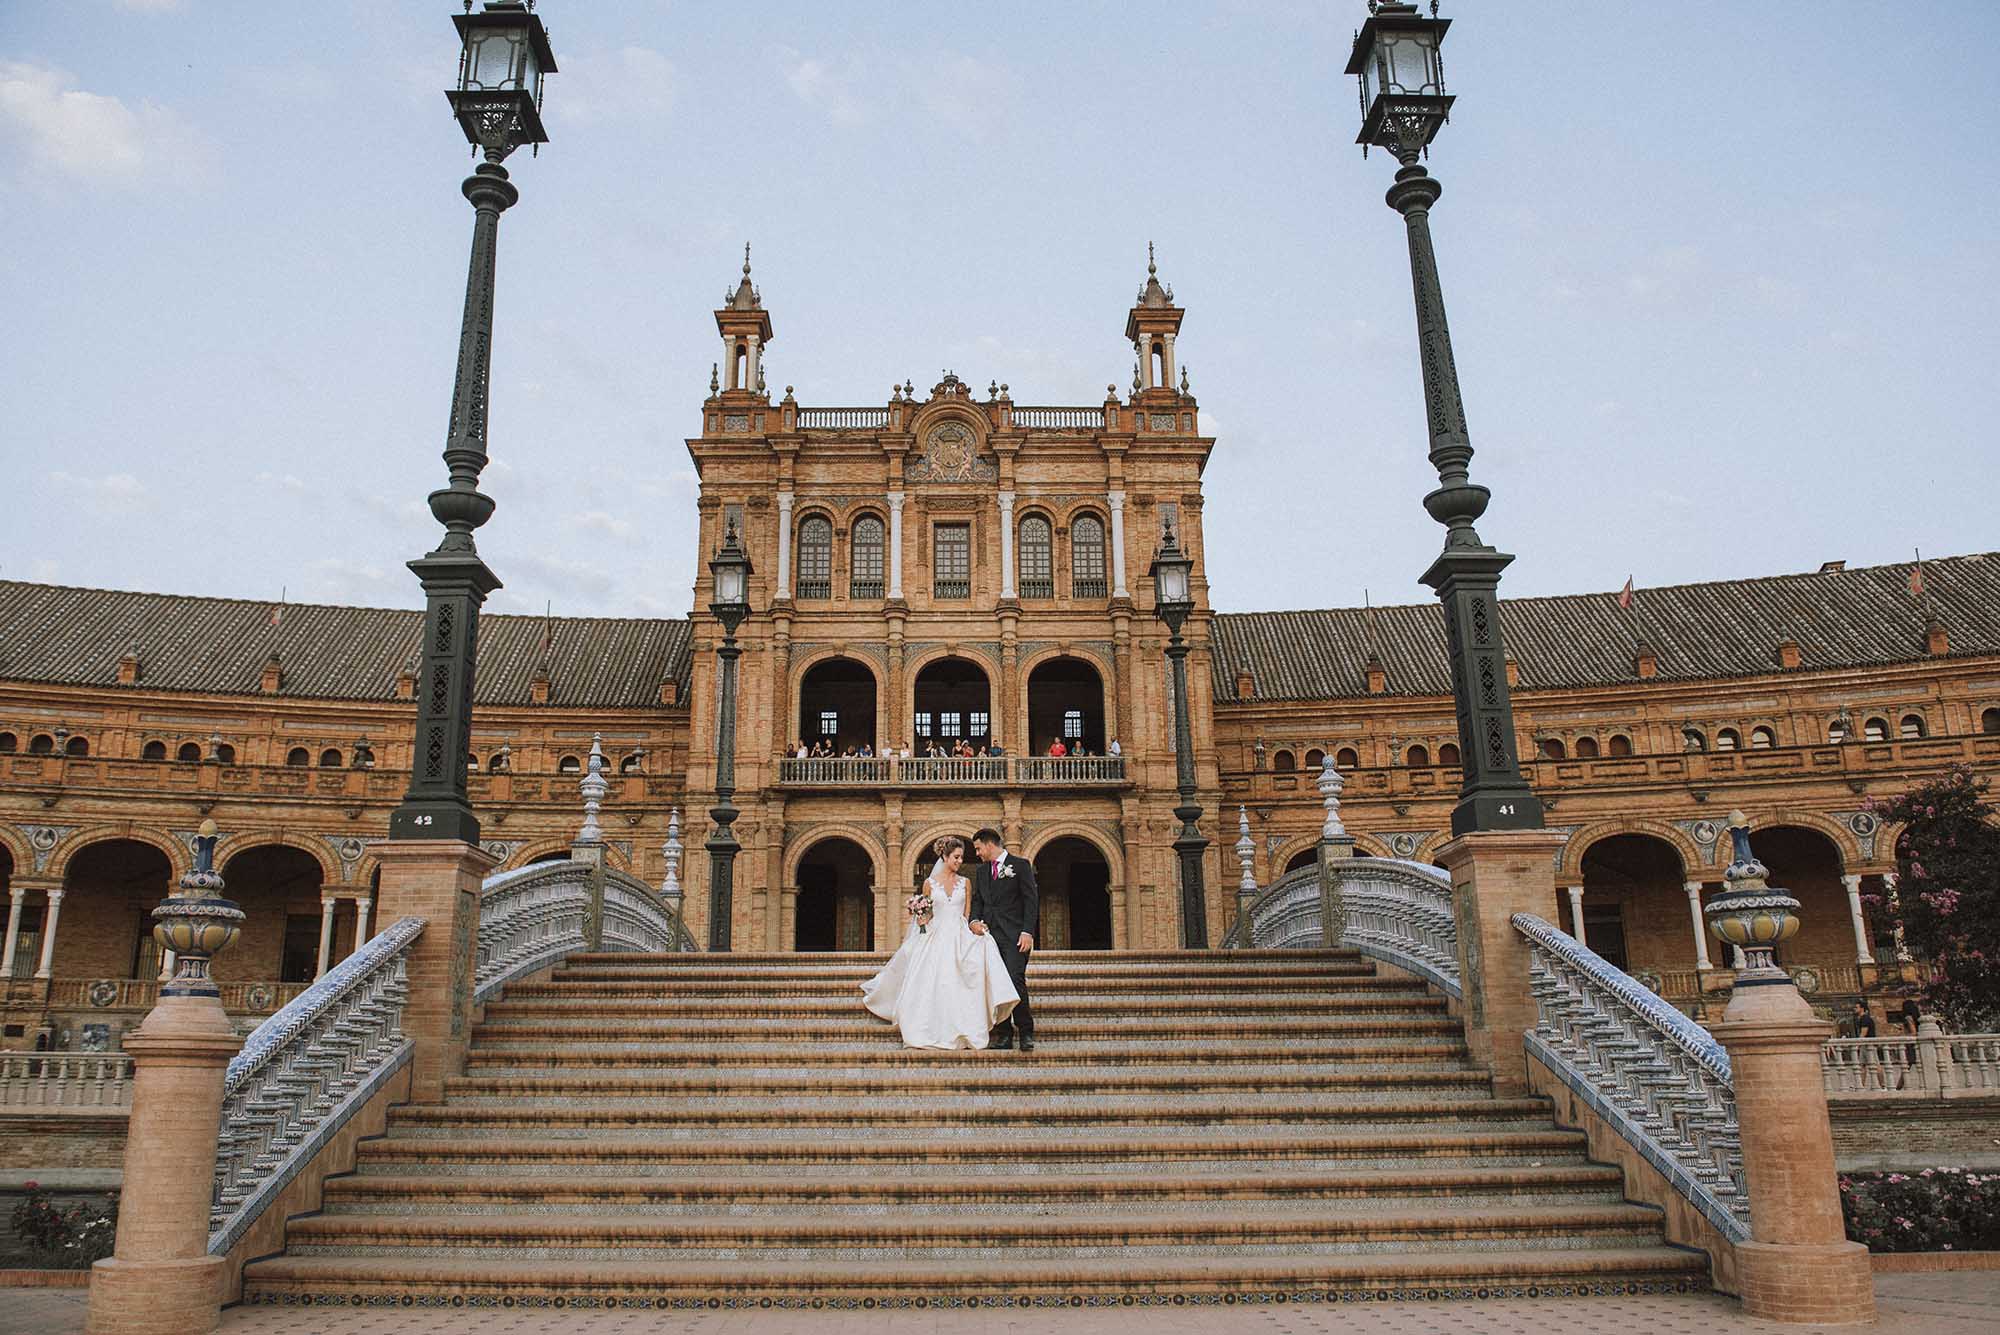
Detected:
left=968, top=828, right=1036, bottom=1051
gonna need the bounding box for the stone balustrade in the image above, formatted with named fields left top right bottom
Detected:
left=44, top=977, right=310, bottom=1016
left=1233, top=857, right=1463, bottom=996
left=1823, top=1028, right=2000, bottom=1098
left=0, top=1051, right=134, bottom=1109
left=1515, top=911, right=1750, bottom=1244
left=796, top=406, right=891, bottom=430
left=775, top=755, right=1126, bottom=787
left=1009, top=406, right=1106, bottom=430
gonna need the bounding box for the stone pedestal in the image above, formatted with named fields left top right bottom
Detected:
left=85, top=995, right=242, bottom=1335
left=371, top=840, right=495, bottom=1104
left=1437, top=829, right=1566, bottom=1095
left=1713, top=982, right=1876, bottom=1324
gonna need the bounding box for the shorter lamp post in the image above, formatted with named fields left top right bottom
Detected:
left=1150, top=519, right=1208, bottom=948
left=705, top=519, right=752, bottom=950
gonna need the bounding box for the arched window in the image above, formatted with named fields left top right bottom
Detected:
left=1071, top=514, right=1107, bottom=598
left=1863, top=716, right=1889, bottom=742
left=1335, top=747, right=1359, bottom=769
left=177, top=742, right=202, bottom=762
left=1406, top=744, right=1431, bottom=766
left=1439, top=742, right=1461, bottom=766
left=318, top=748, right=343, bottom=768
left=466, top=754, right=481, bottom=771
left=850, top=515, right=885, bottom=598
left=1607, top=734, right=1632, bottom=756
left=1715, top=728, right=1740, bottom=751
left=1984, top=707, right=2000, bottom=735
left=1304, top=748, right=1326, bottom=770
left=1682, top=728, right=1706, bottom=752
left=487, top=752, right=510, bottom=772
left=28, top=734, right=54, bottom=755
left=1899, top=713, right=1927, bottom=739
left=143, top=740, right=167, bottom=761
left=796, top=515, right=832, bottom=600
left=1749, top=725, right=1776, bottom=750
left=1574, top=736, right=1600, bottom=759
left=215, top=743, right=235, bottom=765
left=1828, top=718, right=1850, bottom=743
left=64, top=735, right=89, bottom=757
left=0, top=732, right=14, bottom=753
left=557, top=754, right=581, bottom=775
left=1018, top=515, right=1053, bottom=598
left=1540, top=738, right=1566, bottom=760
left=1272, top=749, right=1297, bottom=772
left=286, top=747, right=310, bottom=767
left=620, top=752, right=644, bottom=774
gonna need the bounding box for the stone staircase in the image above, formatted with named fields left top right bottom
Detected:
left=239, top=949, right=1709, bottom=1310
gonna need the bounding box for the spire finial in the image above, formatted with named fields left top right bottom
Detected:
left=743, top=242, right=752, bottom=277
left=1148, top=240, right=1156, bottom=276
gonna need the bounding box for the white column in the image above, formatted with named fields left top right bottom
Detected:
left=722, top=335, right=738, bottom=389
left=997, top=491, right=1017, bottom=599
left=746, top=334, right=762, bottom=391
left=354, top=894, right=374, bottom=948
left=1564, top=885, right=1586, bottom=941
left=775, top=491, right=795, bottom=600
left=886, top=492, right=905, bottom=599
left=1883, top=870, right=1913, bottom=963
left=1162, top=332, right=1177, bottom=389
left=34, top=889, right=63, bottom=979
left=0, top=888, right=23, bottom=978
left=1135, top=340, right=1151, bottom=389
left=1107, top=490, right=1129, bottom=597
left=1841, top=874, right=1875, bottom=966
left=314, top=896, right=337, bottom=979
left=1683, top=880, right=1714, bottom=970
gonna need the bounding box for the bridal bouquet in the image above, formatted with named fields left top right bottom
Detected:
left=906, top=891, right=933, bottom=934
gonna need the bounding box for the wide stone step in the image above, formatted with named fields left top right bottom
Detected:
left=239, top=1245, right=1709, bottom=1305
left=561, top=949, right=1364, bottom=967
left=321, top=1163, right=1630, bottom=1214
left=278, top=1203, right=1671, bottom=1261
left=438, top=1068, right=1493, bottom=1100
left=552, top=960, right=1378, bottom=981
left=481, top=991, right=1441, bottom=1016
left=354, top=1127, right=1593, bottom=1174
left=545, top=968, right=1385, bottom=990
left=460, top=1038, right=1473, bottom=1070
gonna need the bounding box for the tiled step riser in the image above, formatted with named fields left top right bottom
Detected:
left=439, top=1073, right=1494, bottom=1100
left=386, top=1103, right=1559, bottom=1134
left=531, top=976, right=1392, bottom=994
left=459, top=1046, right=1476, bottom=1071
left=561, top=950, right=1366, bottom=964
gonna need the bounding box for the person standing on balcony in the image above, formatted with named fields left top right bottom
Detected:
left=1849, top=1000, right=1877, bottom=1039
left=1047, top=737, right=1067, bottom=758
left=1108, top=738, right=1121, bottom=757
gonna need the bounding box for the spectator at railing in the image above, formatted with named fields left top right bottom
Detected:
left=1047, top=738, right=1068, bottom=757
left=1108, top=738, right=1121, bottom=757
left=1849, top=1000, right=1877, bottom=1039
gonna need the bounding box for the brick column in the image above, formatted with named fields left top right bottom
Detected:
left=370, top=840, right=496, bottom=1104
left=1712, top=981, right=1876, bottom=1323
left=1437, top=829, right=1566, bottom=1096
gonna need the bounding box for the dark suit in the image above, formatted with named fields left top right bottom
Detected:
left=970, top=851, right=1037, bottom=1040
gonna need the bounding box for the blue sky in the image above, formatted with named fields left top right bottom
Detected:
left=2, top=2, right=1995, bottom=619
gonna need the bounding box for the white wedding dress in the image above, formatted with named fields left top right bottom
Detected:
left=861, top=870, right=1019, bottom=1050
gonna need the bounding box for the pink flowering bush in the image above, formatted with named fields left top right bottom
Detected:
left=1870, top=767, right=2000, bottom=1030
left=1840, top=1168, right=2000, bottom=1253
left=8, top=1182, right=119, bottom=1269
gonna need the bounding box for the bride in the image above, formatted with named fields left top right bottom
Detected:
left=861, top=835, right=1020, bottom=1049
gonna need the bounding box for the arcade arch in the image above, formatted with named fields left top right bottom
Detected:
left=1032, top=835, right=1112, bottom=949
left=912, top=656, right=991, bottom=752
left=793, top=837, right=876, bottom=952
left=1026, top=656, right=1105, bottom=756
left=798, top=656, right=879, bottom=752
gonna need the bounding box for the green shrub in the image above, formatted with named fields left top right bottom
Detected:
left=1840, top=1168, right=2000, bottom=1253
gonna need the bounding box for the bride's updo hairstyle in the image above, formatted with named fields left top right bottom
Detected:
left=932, top=835, right=966, bottom=860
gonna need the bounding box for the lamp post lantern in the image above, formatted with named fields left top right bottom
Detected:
left=705, top=518, right=753, bottom=950
left=389, top=2, right=556, bottom=844
left=1347, top=2, right=1542, bottom=836
left=1150, top=518, right=1209, bottom=948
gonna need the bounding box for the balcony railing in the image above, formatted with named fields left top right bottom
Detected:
left=0, top=1053, right=134, bottom=1111
left=849, top=579, right=884, bottom=599
left=1072, top=576, right=1108, bottom=599
left=934, top=578, right=970, bottom=599
left=777, top=755, right=1127, bottom=786
left=44, top=977, right=311, bottom=1015
left=1823, top=1029, right=2000, bottom=1099
left=796, top=579, right=831, bottom=600
left=1011, top=406, right=1105, bottom=430
left=797, top=407, right=891, bottom=430
left=1020, top=577, right=1054, bottom=599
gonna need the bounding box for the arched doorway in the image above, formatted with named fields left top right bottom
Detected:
left=795, top=838, right=875, bottom=952
left=1578, top=834, right=1686, bottom=973
left=798, top=657, right=878, bottom=752
left=56, top=840, right=174, bottom=982
left=1027, top=657, right=1105, bottom=755
left=1751, top=825, right=1848, bottom=968
left=1284, top=847, right=1317, bottom=875
left=1033, top=836, right=1112, bottom=950
left=912, top=656, right=991, bottom=752
left=222, top=845, right=329, bottom=983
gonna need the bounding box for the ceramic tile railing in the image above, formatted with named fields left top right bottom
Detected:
left=208, top=915, right=423, bottom=1254
left=0, top=1052, right=134, bottom=1110
left=1515, top=912, right=1750, bottom=1243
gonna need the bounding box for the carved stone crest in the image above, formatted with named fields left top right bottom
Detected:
left=906, top=422, right=997, bottom=483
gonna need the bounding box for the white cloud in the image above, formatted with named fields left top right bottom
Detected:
left=255, top=471, right=308, bottom=493
left=355, top=491, right=431, bottom=526
left=506, top=551, right=617, bottom=600
left=915, top=53, right=1017, bottom=136
left=0, top=60, right=206, bottom=187
left=29, top=559, right=61, bottom=583
left=777, top=47, right=871, bottom=126
left=49, top=470, right=149, bottom=515
left=306, top=556, right=403, bottom=604
left=555, top=45, right=675, bottom=126
left=571, top=510, right=635, bottom=540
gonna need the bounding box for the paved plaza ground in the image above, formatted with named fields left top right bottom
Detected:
left=5, top=1275, right=1996, bottom=1335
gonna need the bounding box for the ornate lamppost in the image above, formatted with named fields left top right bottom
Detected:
left=705, top=519, right=753, bottom=950
left=389, top=1, right=556, bottom=843
left=1150, top=518, right=1208, bottom=947
left=1347, top=2, right=1542, bottom=836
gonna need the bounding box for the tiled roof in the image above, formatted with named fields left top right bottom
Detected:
left=1211, top=553, right=2000, bottom=703
left=0, top=582, right=691, bottom=708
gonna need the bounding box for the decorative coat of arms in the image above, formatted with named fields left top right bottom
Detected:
left=906, top=422, right=997, bottom=483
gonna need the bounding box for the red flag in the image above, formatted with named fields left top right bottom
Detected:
left=268, top=589, right=285, bottom=627
left=1909, top=555, right=1925, bottom=599
left=1617, top=576, right=1634, bottom=611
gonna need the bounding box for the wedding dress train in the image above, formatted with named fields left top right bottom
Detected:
left=861, top=871, right=1019, bottom=1050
